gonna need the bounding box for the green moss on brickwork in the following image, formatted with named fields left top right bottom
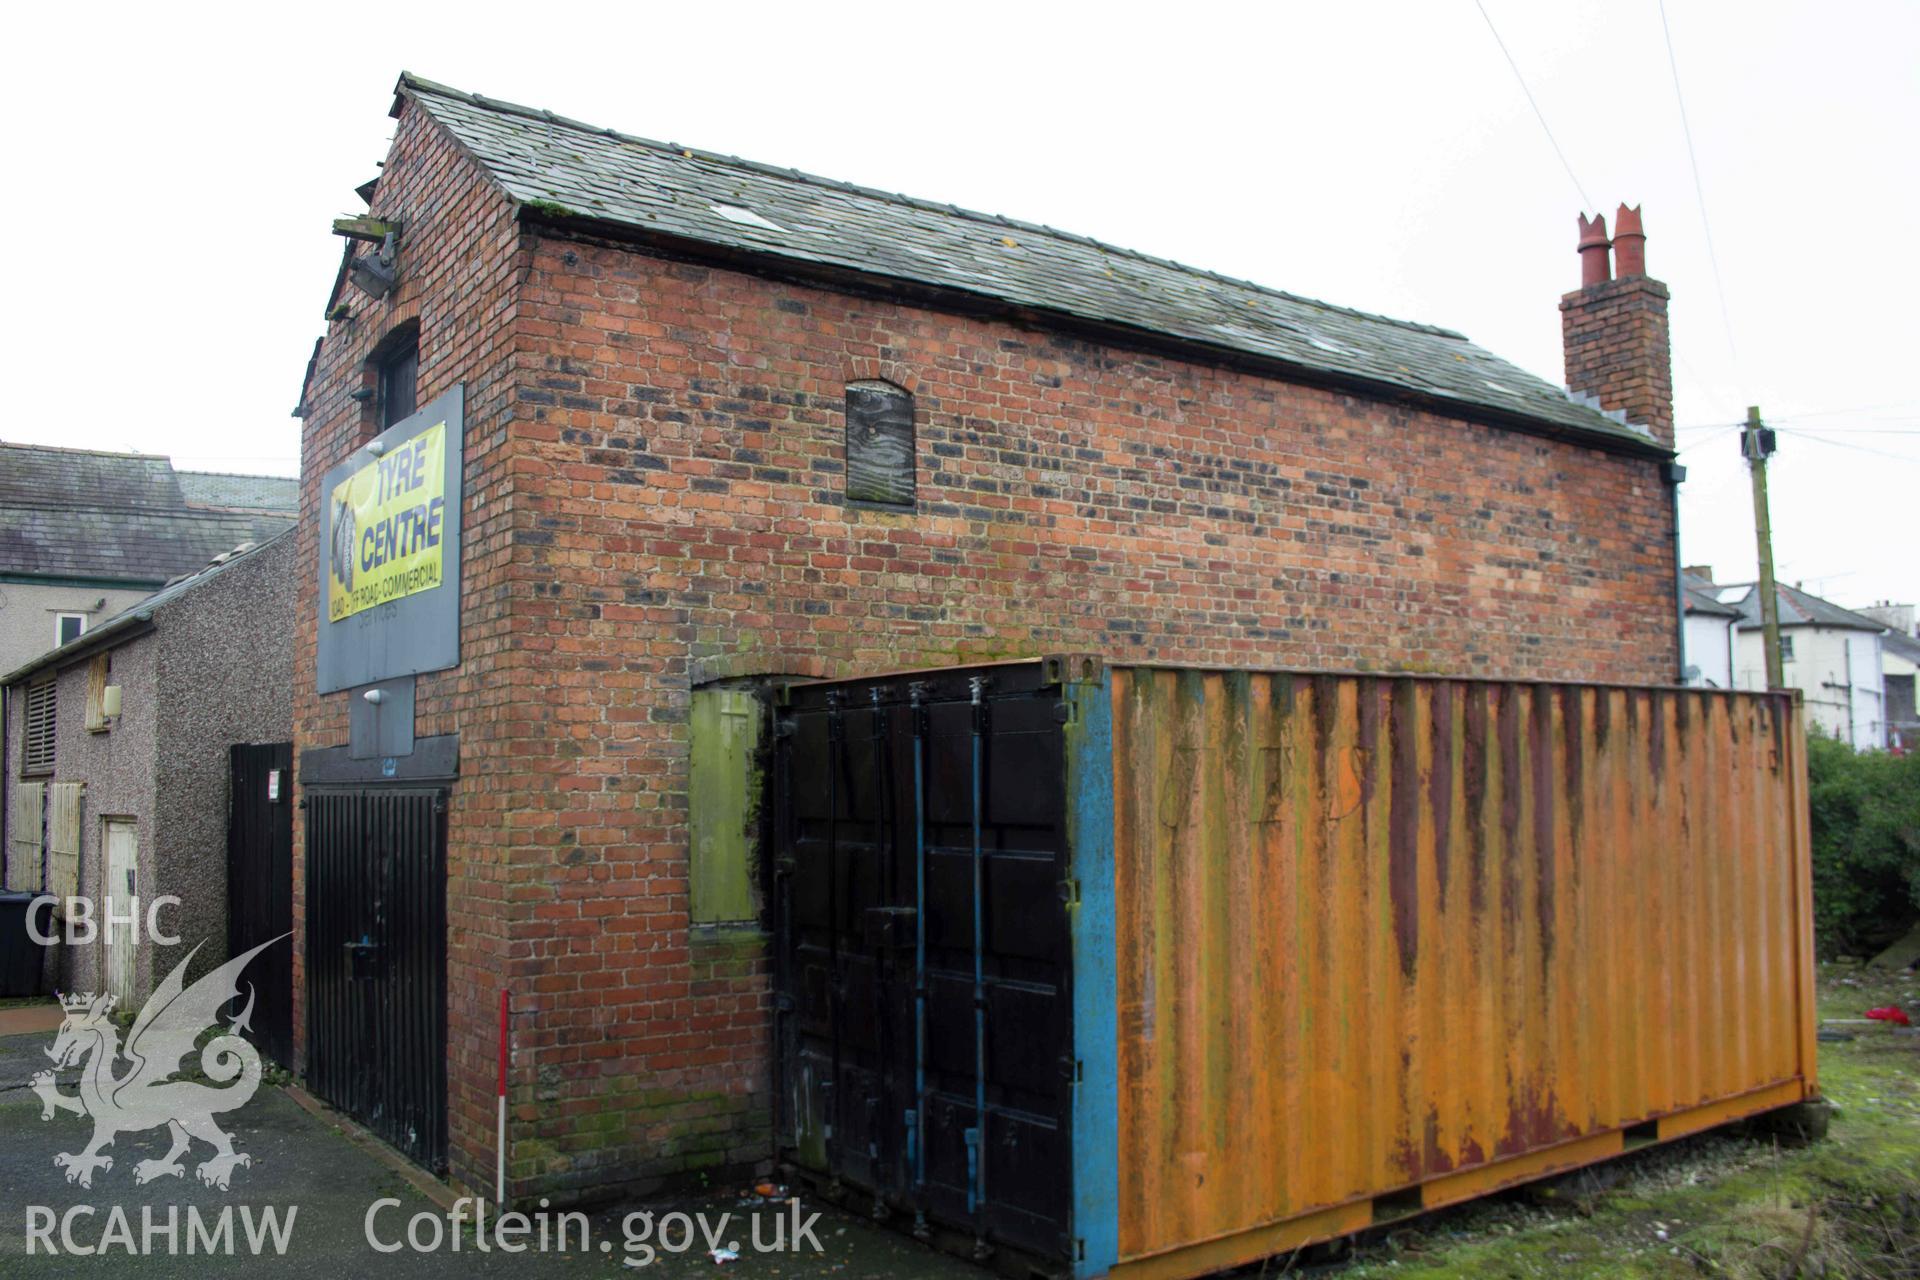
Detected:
left=691, top=926, right=768, bottom=979
left=951, top=636, right=1043, bottom=665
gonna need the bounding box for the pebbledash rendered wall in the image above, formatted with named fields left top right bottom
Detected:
left=294, top=91, right=1682, bottom=1204
left=5, top=534, right=294, bottom=1002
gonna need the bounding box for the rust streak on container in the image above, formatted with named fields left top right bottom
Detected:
left=1389, top=681, right=1422, bottom=982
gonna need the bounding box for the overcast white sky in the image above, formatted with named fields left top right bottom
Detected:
left=3, top=2, right=1914, bottom=611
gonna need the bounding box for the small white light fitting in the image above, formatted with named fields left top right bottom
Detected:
left=363, top=689, right=384, bottom=705
left=366, top=441, right=387, bottom=457
left=101, top=685, right=122, bottom=718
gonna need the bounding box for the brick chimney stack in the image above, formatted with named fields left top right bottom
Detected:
left=1560, top=203, right=1674, bottom=449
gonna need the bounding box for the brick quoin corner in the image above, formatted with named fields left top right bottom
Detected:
left=294, top=86, right=1682, bottom=1204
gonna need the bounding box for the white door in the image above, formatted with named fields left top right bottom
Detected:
left=103, top=820, right=137, bottom=1006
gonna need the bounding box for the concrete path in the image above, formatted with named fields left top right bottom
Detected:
left=0, top=1029, right=976, bottom=1277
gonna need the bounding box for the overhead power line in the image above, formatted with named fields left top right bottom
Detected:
left=1474, top=1, right=1594, bottom=212
left=1657, top=0, right=1739, bottom=365
left=1779, top=430, right=1920, bottom=464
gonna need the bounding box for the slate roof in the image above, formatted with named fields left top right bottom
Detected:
left=178, top=472, right=299, bottom=511
left=1681, top=569, right=1739, bottom=618
left=1881, top=629, right=1920, bottom=665
left=0, top=444, right=297, bottom=585
left=1684, top=585, right=1740, bottom=618
left=3, top=530, right=293, bottom=685
left=1715, top=581, right=1891, bottom=633
left=394, top=73, right=1660, bottom=455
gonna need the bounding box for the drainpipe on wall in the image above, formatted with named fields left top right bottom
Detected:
left=1664, top=462, right=1688, bottom=684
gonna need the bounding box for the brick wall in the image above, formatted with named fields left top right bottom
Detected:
left=299, top=106, right=1682, bottom=1205
left=291, top=97, right=528, bottom=1199
left=491, top=240, right=1679, bottom=1200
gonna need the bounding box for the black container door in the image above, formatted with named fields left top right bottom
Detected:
left=774, top=667, right=1071, bottom=1261
left=305, top=787, right=448, bottom=1171
left=227, top=743, right=294, bottom=1065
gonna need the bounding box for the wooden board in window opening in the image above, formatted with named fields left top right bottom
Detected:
left=845, top=382, right=915, bottom=507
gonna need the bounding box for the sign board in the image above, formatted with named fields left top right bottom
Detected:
left=267, top=770, right=281, bottom=802
left=316, top=384, right=463, bottom=694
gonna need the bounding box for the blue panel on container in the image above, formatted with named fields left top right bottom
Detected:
left=1067, top=677, right=1119, bottom=1277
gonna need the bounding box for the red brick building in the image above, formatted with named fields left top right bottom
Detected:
left=294, top=73, right=1682, bottom=1203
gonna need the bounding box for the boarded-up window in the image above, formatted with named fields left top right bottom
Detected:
left=688, top=686, right=762, bottom=925
left=85, top=654, right=110, bottom=733
left=845, top=381, right=914, bottom=507
left=47, top=782, right=82, bottom=904
left=5, top=781, right=44, bottom=892
left=22, top=680, right=55, bottom=775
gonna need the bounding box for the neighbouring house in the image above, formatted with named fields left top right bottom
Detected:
left=1714, top=578, right=1887, bottom=748
left=1682, top=566, right=1740, bottom=687
left=1854, top=603, right=1918, bottom=753
left=1855, top=601, right=1915, bottom=637
left=1879, top=628, right=1919, bottom=752
left=292, top=74, right=1699, bottom=1209
left=1, top=533, right=296, bottom=1054
left=0, top=444, right=297, bottom=677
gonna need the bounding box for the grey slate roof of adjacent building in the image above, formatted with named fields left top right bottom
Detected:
left=1715, top=581, right=1891, bottom=633
left=1684, top=585, right=1740, bottom=618
left=2, top=530, right=294, bottom=685
left=177, top=472, right=299, bottom=511
left=0, top=443, right=297, bottom=585
left=394, top=73, right=1660, bottom=455
left=1681, top=569, right=1740, bottom=618
left=1881, top=629, right=1920, bottom=665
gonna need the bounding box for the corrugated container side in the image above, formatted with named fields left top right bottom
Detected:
left=1099, top=667, right=1814, bottom=1275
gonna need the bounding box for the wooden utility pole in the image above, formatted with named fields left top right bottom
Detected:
left=1744, top=405, right=1784, bottom=689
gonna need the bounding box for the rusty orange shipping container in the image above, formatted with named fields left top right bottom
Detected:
left=771, top=659, right=1818, bottom=1278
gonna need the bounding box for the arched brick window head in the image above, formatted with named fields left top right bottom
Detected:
left=845, top=380, right=914, bottom=508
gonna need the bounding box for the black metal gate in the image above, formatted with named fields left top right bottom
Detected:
left=773, top=664, right=1072, bottom=1260
left=227, top=743, right=294, bottom=1065
left=305, top=787, right=448, bottom=1171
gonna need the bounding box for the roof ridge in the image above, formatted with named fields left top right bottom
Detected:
left=0, top=442, right=172, bottom=462
left=396, top=72, right=1468, bottom=343
left=178, top=468, right=298, bottom=482
left=0, top=495, right=287, bottom=515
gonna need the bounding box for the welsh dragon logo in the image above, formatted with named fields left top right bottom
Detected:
left=31, top=937, right=284, bottom=1190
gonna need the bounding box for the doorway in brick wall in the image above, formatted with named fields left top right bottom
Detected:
left=228, top=743, right=294, bottom=1066
left=304, top=786, right=448, bottom=1171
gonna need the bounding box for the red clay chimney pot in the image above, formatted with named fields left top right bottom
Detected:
left=1577, top=212, right=1612, bottom=287
left=1614, top=204, right=1646, bottom=277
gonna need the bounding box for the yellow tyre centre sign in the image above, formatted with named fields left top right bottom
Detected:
left=326, top=421, right=449, bottom=623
